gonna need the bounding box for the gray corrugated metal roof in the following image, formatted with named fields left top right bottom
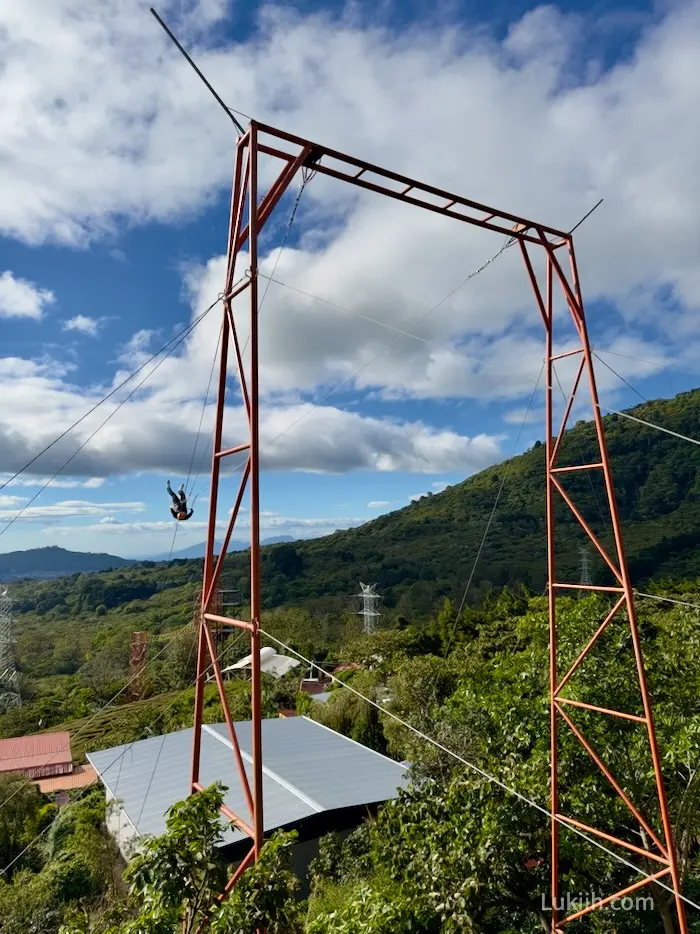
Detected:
left=87, top=716, right=407, bottom=845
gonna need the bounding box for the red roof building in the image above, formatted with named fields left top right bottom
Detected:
left=37, top=764, right=97, bottom=794
left=299, top=679, right=328, bottom=696
left=0, top=731, right=73, bottom=780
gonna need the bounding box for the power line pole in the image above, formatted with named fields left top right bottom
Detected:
left=357, top=582, right=381, bottom=634
left=0, top=585, right=21, bottom=709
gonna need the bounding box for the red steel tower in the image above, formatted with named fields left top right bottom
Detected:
left=190, top=120, right=687, bottom=931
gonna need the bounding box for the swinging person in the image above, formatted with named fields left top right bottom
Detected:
left=166, top=480, right=193, bottom=520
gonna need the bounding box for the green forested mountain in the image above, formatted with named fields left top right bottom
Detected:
left=8, top=387, right=700, bottom=625
left=223, top=386, right=700, bottom=614
left=4, top=391, right=700, bottom=932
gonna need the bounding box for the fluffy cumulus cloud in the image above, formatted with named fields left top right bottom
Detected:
left=0, top=495, right=25, bottom=508
left=2, top=0, right=699, bottom=303
left=0, top=499, right=146, bottom=523
left=1, top=1, right=699, bottom=482
left=0, top=353, right=503, bottom=476
left=1, top=476, right=106, bottom=489
left=0, top=270, right=54, bottom=319
left=63, top=315, right=101, bottom=336
left=46, top=512, right=362, bottom=541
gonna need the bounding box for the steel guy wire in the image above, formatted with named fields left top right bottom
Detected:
left=260, top=627, right=700, bottom=916
left=441, top=363, right=544, bottom=659
left=0, top=293, right=227, bottom=494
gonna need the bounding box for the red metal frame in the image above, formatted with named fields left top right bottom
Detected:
left=191, top=121, right=687, bottom=931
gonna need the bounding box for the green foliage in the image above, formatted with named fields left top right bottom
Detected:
left=308, top=670, right=387, bottom=753
left=64, top=782, right=302, bottom=934
left=307, top=881, right=431, bottom=933
left=211, top=831, right=302, bottom=934
left=0, top=773, right=46, bottom=874
left=9, top=389, right=700, bottom=738
left=0, top=788, right=118, bottom=934
left=123, top=782, right=229, bottom=933
left=309, top=826, right=371, bottom=889
left=303, top=593, right=700, bottom=932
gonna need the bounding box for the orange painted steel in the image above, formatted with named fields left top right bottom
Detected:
left=556, top=696, right=647, bottom=724
left=190, top=121, right=687, bottom=931
left=557, top=814, right=668, bottom=864
left=561, top=868, right=670, bottom=926
left=525, top=227, right=687, bottom=931
left=555, top=702, right=666, bottom=854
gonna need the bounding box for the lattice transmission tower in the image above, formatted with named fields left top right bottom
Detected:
left=578, top=545, right=592, bottom=586
left=0, top=585, right=21, bottom=709
left=357, top=582, right=381, bottom=634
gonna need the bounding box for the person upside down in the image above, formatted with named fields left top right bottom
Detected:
left=167, top=481, right=193, bottom=520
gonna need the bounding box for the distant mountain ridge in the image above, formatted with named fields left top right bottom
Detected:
left=0, top=546, right=134, bottom=581
left=147, top=535, right=295, bottom=561
left=0, top=537, right=300, bottom=580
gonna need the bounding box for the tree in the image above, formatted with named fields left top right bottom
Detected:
left=0, top=789, right=118, bottom=934
left=61, top=782, right=302, bottom=934
left=161, top=627, right=198, bottom=690
left=0, top=773, right=48, bottom=874
left=435, top=597, right=457, bottom=648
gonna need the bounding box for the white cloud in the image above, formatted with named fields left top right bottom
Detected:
left=0, top=1, right=699, bottom=486
left=0, top=271, right=54, bottom=319
left=0, top=475, right=105, bottom=489
left=0, top=499, right=146, bottom=523
left=0, top=0, right=697, bottom=319
left=63, top=315, right=101, bottom=336
left=502, top=407, right=542, bottom=425
left=50, top=519, right=208, bottom=535
left=45, top=512, right=364, bottom=539
left=0, top=495, right=25, bottom=508
left=367, top=500, right=391, bottom=509
left=0, top=347, right=506, bottom=476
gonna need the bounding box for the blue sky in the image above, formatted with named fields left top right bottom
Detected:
left=0, top=0, right=698, bottom=558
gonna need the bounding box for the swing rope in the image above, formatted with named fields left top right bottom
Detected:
left=167, top=325, right=222, bottom=560
left=166, top=167, right=314, bottom=561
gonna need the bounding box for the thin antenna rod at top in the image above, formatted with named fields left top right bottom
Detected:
left=150, top=7, right=246, bottom=135
left=569, top=197, right=603, bottom=235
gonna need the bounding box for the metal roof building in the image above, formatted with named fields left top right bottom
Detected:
left=88, top=716, right=408, bottom=863
left=0, top=731, right=73, bottom=780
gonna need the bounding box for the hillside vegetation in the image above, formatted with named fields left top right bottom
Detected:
left=254, top=386, right=700, bottom=614
left=9, top=387, right=700, bottom=623
left=3, top=590, right=700, bottom=933
left=4, top=386, right=700, bottom=740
